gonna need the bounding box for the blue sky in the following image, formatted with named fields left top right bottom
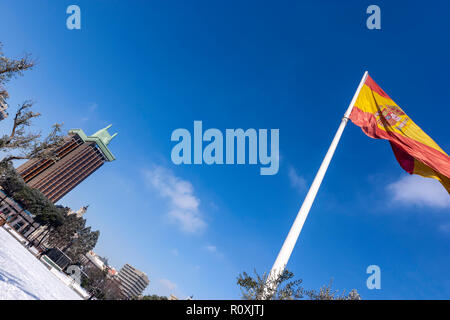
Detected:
left=1, top=0, right=449, bottom=299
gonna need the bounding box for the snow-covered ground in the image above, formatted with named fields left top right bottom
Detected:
left=0, top=227, right=81, bottom=300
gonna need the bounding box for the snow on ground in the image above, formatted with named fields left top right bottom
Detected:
left=0, top=227, right=81, bottom=300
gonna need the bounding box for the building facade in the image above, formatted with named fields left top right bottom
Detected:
left=16, top=125, right=117, bottom=203
left=0, top=189, right=39, bottom=238
left=118, top=263, right=149, bottom=299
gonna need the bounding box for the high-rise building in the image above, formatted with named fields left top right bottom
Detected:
left=118, top=263, right=149, bottom=299
left=17, top=125, right=117, bottom=203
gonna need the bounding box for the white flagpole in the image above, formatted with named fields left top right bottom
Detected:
left=264, top=71, right=369, bottom=297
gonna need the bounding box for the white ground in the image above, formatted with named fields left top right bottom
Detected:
left=0, top=227, right=81, bottom=300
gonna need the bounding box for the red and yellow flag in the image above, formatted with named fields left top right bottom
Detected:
left=349, top=74, right=450, bottom=193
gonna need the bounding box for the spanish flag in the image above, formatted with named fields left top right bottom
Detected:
left=349, top=74, right=450, bottom=193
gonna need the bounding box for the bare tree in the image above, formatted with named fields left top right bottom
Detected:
left=0, top=42, right=34, bottom=85
left=0, top=42, right=65, bottom=170
left=0, top=102, right=64, bottom=163
left=0, top=41, right=34, bottom=111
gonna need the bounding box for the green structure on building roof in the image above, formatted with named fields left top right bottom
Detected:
left=17, top=124, right=118, bottom=203
left=69, top=124, right=118, bottom=161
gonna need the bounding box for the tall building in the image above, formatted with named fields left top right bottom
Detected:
left=17, top=125, right=117, bottom=203
left=118, top=263, right=149, bottom=299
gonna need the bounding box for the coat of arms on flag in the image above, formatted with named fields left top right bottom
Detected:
left=349, top=74, right=450, bottom=193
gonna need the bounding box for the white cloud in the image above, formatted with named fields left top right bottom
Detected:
left=386, top=175, right=450, bottom=209
left=157, top=278, right=190, bottom=299
left=288, top=166, right=307, bottom=193
left=204, top=245, right=217, bottom=253
left=159, top=278, right=177, bottom=294
left=144, top=166, right=206, bottom=233
left=203, top=244, right=224, bottom=258
left=168, top=209, right=205, bottom=234
left=171, top=249, right=179, bottom=256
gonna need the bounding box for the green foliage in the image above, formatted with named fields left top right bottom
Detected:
left=0, top=162, right=100, bottom=258
left=47, top=210, right=86, bottom=248
left=0, top=161, right=99, bottom=259
left=65, top=226, right=100, bottom=262
left=237, top=269, right=303, bottom=300
left=0, top=161, right=26, bottom=194
left=305, top=280, right=361, bottom=300
left=0, top=42, right=34, bottom=87
left=0, top=162, right=64, bottom=228
left=237, top=269, right=361, bottom=300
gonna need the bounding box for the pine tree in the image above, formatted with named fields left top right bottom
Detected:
left=66, top=227, right=100, bottom=262
left=48, top=211, right=86, bottom=249
left=0, top=162, right=65, bottom=242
